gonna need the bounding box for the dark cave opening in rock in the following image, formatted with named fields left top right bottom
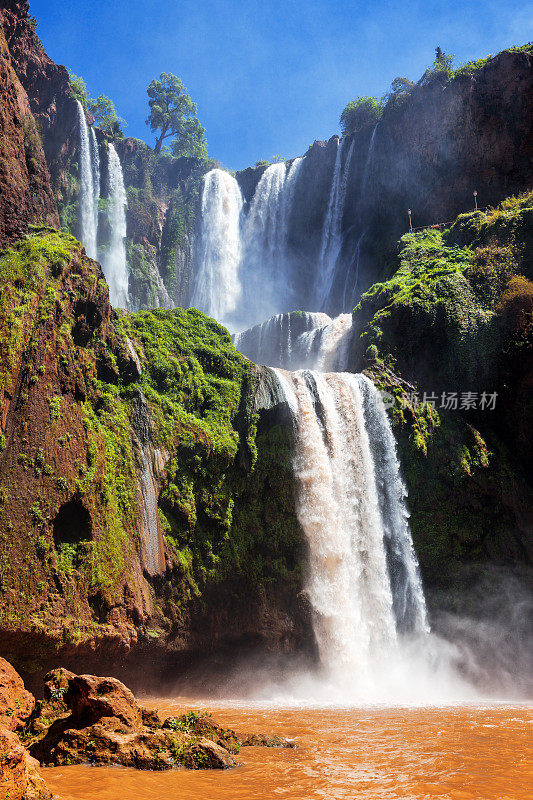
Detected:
left=53, top=497, right=92, bottom=547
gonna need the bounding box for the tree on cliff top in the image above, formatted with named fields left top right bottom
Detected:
left=68, top=71, right=125, bottom=139
left=340, top=96, right=383, bottom=134
left=146, top=73, right=207, bottom=158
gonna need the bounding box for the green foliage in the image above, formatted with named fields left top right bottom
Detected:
left=67, top=71, right=89, bottom=107
left=88, top=95, right=126, bottom=139
left=382, top=77, right=415, bottom=111
left=146, top=72, right=208, bottom=157
left=340, top=96, right=383, bottom=134
left=67, top=72, right=126, bottom=138
left=49, top=395, right=62, bottom=421
left=0, top=229, right=78, bottom=393
left=420, top=47, right=455, bottom=84
left=355, top=228, right=497, bottom=389
left=170, top=116, right=207, bottom=160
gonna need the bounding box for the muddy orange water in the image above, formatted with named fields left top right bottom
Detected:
left=42, top=700, right=532, bottom=800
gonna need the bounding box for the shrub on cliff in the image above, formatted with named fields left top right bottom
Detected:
left=340, top=96, right=383, bottom=134
left=67, top=71, right=126, bottom=138
left=382, top=77, right=415, bottom=111
left=497, top=275, right=533, bottom=335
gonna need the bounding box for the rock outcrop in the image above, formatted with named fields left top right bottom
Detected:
left=0, top=228, right=309, bottom=688
left=0, top=657, right=34, bottom=731
left=0, top=728, right=52, bottom=800
left=0, top=4, right=58, bottom=246
left=28, top=668, right=291, bottom=770
left=236, top=48, right=533, bottom=315
left=0, top=659, right=52, bottom=800
left=0, top=0, right=77, bottom=191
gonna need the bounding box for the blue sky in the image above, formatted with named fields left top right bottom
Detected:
left=31, top=0, right=532, bottom=170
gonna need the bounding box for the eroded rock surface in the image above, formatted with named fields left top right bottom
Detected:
left=30, top=670, right=237, bottom=769
left=0, top=657, right=35, bottom=731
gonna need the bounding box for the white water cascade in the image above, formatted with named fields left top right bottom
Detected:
left=103, top=144, right=129, bottom=308
left=190, top=169, right=244, bottom=326
left=76, top=100, right=99, bottom=259
left=191, top=161, right=307, bottom=330
left=274, top=368, right=428, bottom=692
left=315, top=137, right=355, bottom=310
left=239, top=162, right=290, bottom=325
left=234, top=311, right=353, bottom=372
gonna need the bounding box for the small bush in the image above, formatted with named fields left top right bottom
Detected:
left=340, top=96, right=383, bottom=134
left=497, top=275, right=533, bottom=335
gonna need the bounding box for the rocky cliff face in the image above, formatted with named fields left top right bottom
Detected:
left=0, top=0, right=78, bottom=204
left=235, top=48, right=533, bottom=315
left=0, top=3, right=58, bottom=246
left=0, top=227, right=309, bottom=688
left=350, top=191, right=533, bottom=589
left=117, top=137, right=210, bottom=310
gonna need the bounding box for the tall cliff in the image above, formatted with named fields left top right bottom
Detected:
left=0, top=1, right=58, bottom=245
left=0, top=227, right=309, bottom=688
left=234, top=47, right=533, bottom=315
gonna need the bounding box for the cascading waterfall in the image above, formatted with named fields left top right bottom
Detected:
left=233, top=311, right=331, bottom=369
left=235, top=303, right=431, bottom=695
left=190, top=169, right=244, bottom=326
left=89, top=126, right=100, bottom=241
left=359, top=377, right=428, bottom=633
left=359, top=123, right=378, bottom=214
left=76, top=100, right=99, bottom=259
left=315, top=137, right=355, bottom=310
left=279, top=156, right=303, bottom=257
left=340, top=124, right=379, bottom=310
left=192, top=160, right=305, bottom=330
left=274, top=368, right=429, bottom=690
left=234, top=311, right=353, bottom=372
left=240, top=162, right=289, bottom=325
left=103, top=144, right=129, bottom=308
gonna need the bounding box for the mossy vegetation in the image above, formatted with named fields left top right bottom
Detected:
left=356, top=191, right=533, bottom=586
left=354, top=191, right=533, bottom=390
left=117, top=308, right=302, bottom=599
left=0, top=228, right=140, bottom=641
left=0, top=227, right=303, bottom=661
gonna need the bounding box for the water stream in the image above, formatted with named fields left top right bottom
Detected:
left=76, top=100, right=99, bottom=259
left=103, top=143, right=129, bottom=308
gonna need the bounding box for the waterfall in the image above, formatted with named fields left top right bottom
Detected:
left=280, top=157, right=303, bottom=258
left=315, top=137, right=355, bottom=310
left=192, top=161, right=306, bottom=330
left=103, top=144, right=129, bottom=308
left=190, top=169, right=244, bottom=326
left=233, top=311, right=353, bottom=372
left=233, top=311, right=330, bottom=369
left=274, top=368, right=428, bottom=687
left=240, top=162, right=289, bottom=325
left=76, top=100, right=99, bottom=259
left=358, top=376, right=429, bottom=634
left=341, top=124, right=379, bottom=310
left=89, top=126, right=100, bottom=241
left=131, top=389, right=165, bottom=576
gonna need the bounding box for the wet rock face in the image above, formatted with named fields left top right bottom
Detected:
left=0, top=728, right=53, bottom=800
left=65, top=674, right=143, bottom=730
left=30, top=670, right=238, bottom=770
left=0, top=659, right=52, bottom=800
left=0, top=658, right=35, bottom=732
left=0, top=11, right=58, bottom=246
left=0, top=0, right=76, bottom=182
left=28, top=668, right=297, bottom=772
